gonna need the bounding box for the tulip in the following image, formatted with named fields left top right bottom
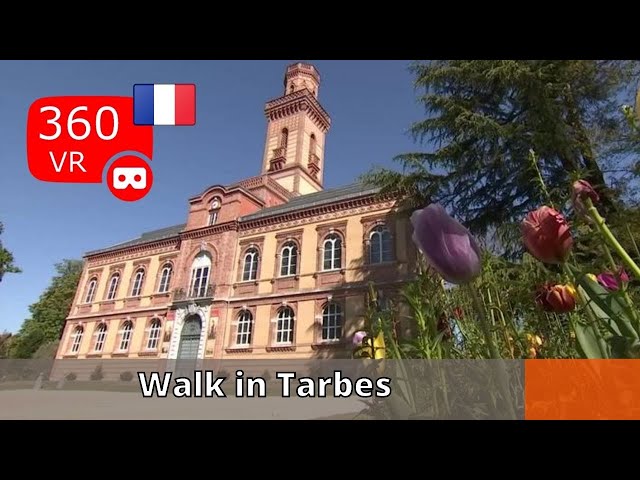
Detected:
left=596, top=269, right=630, bottom=292
left=528, top=347, right=538, bottom=359
left=586, top=273, right=598, bottom=282
left=521, top=206, right=573, bottom=264
left=352, top=330, right=367, bottom=346
left=535, top=284, right=577, bottom=313
left=410, top=204, right=482, bottom=284
left=571, top=180, right=599, bottom=218
left=453, top=307, right=464, bottom=319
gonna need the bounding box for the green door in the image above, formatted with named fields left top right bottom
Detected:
left=176, top=315, right=202, bottom=376
left=178, top=315, right=202, bottom=359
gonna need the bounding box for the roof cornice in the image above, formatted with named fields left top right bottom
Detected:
left=264, top=89, right=331, bottom=132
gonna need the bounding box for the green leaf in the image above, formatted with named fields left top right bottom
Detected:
left=574, top=269, right=638, bottom=341
left=573, top=319, right=607, bottom=359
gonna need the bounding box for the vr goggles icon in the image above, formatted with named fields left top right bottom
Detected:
left=113, top=167, right=147, bottom=190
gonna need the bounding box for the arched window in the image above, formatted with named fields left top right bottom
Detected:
left=322, top=233, right=342, bottom=271
left=289, top=84, right=295, bottom=94
left=280, top=242, right=298, bottom=277
left=106, top=273, right=120, bottom=300
left=309, top=133, right=316, bottom=156
left=69, top=326, right=84, bottom=354
left=275, top=307, right=295, bottom=344
left=146, top=318, right=162, bottom=350
left=158, top=263, right=173, bottom=293
left=242, top=248, right=259, bottom=282
left=369, top=225, right=394, bottom=264
left=209, top=197, right=221, bottom=226
left=118, top=321, right=133, bottom=351
left=280, top=128, right=289, bottom=149
left=189, top=252, right=212, bottom=298
left=322, top=303, right=343, bottom=341
left=130, top=268, right=145, bottom=297
left=236, top=310, right=253, bottom=346
left=84, top=277, right=98, bottom=303
left=93, top=323, right=107, bottom=352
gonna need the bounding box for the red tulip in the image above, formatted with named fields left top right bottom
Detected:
left=453, top=307, right=464, bottom=320
left=535, top=284, right=577, bottom=313
left=521, top=206, right=573, bottom=264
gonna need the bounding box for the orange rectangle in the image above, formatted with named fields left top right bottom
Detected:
left=525, top=359, right=640, bottom=420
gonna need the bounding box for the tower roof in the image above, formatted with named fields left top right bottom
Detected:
left=284, top=62, right=321, bottom=86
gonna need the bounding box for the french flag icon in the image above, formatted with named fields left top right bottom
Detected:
left=133, top=83, right=196, bottom=126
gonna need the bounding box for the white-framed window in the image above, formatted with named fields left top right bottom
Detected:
left=236, top=310, right=253, bottom=346
left=322, top=234, right=342, bottom=271
left=280, top=242, right=298, bottom=277
left=93, top=323, right=107, bottom=352
left=189, top=252, right=212, bottom=298
left=322, top=303, right=343, bottom=341
left=118, top=321, right=133, bottom=351
left=369, top=225, right=393, bottom=264
left=70, top=326, right=84, bottom=354
left=275, top=307, right=295, bottom=344
left=106, top=273, right=120, bottom=300
left=130, top=268, right=145, bottom=297
left=84, top=277, right=98, bottom=303
left=158, top=264, right=172, bottom=293
left=146, top=319, right=162, bottom=350
left=242, top=248, right=259, bottom=282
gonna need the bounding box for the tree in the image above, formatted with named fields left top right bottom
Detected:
left=9, top=259, right=83, bottom=358
left=0, top=222, right=21, bottom=283
left=363, top=60, right=639, bottom=253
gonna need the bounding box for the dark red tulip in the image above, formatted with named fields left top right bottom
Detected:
left=571, top=180, right=599, bottom=217
left=535, top=284, right=577, bottom=313
left=521, top=206, right=573, bottom=264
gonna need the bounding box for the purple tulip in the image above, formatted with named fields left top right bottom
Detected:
left=352, top=331, right=367, bottom=346
left=597, top=269, right=630, bottom=291
left=410, top=204, right=482, bottom=285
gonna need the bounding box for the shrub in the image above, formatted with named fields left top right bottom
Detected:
left=65, top=372, right=77, bottom=381
left=120, top=371, right=134, bottom=382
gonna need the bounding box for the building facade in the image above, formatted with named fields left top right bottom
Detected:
left=55, top=62, right=418, bottom=366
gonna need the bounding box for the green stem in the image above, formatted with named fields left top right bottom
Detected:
left=600, top=244, right=640, bottom=335
left=467, top=282, right=517, bottom=419
left=586, top=198, right=640, bottom=280
left=468, top=284, right=500, bottom=359
left=529, top=150, right=554, bottom=208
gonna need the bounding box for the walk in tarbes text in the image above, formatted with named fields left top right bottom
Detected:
left=137, top=370, right=392, bottom=398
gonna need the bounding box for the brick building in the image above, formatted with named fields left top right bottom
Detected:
left=55, top=62, right=417, bottom=366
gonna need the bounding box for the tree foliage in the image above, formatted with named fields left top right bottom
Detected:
left=9, top=259, right=83, bottom=358
left=0, top=221, right=21, bottom=283
left=362, top=60, right=639, bottom=253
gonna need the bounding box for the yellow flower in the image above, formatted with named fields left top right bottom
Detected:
left=565, top=284, right=577, bottom=298
left=373, top=331, right=386, bottom=360
left=586, top=273, right=597, bottom=282
left=533, top=335, right=543, bottom=347
left=528, top=347, right=538, bottom=359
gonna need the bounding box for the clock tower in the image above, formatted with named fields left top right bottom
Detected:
left=261, top=62, right=331, bottom=196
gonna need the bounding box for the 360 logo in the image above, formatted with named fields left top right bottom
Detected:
left=26, top=96, right=155, bottom=202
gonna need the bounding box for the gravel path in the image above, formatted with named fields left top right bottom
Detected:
left=0, top=390, right=365, bottom=420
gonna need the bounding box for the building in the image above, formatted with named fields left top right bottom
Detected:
left=54, top=62, right=418, bottom=368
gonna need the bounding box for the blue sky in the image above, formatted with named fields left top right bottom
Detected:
left=0, top=60, right=424, bottom=333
